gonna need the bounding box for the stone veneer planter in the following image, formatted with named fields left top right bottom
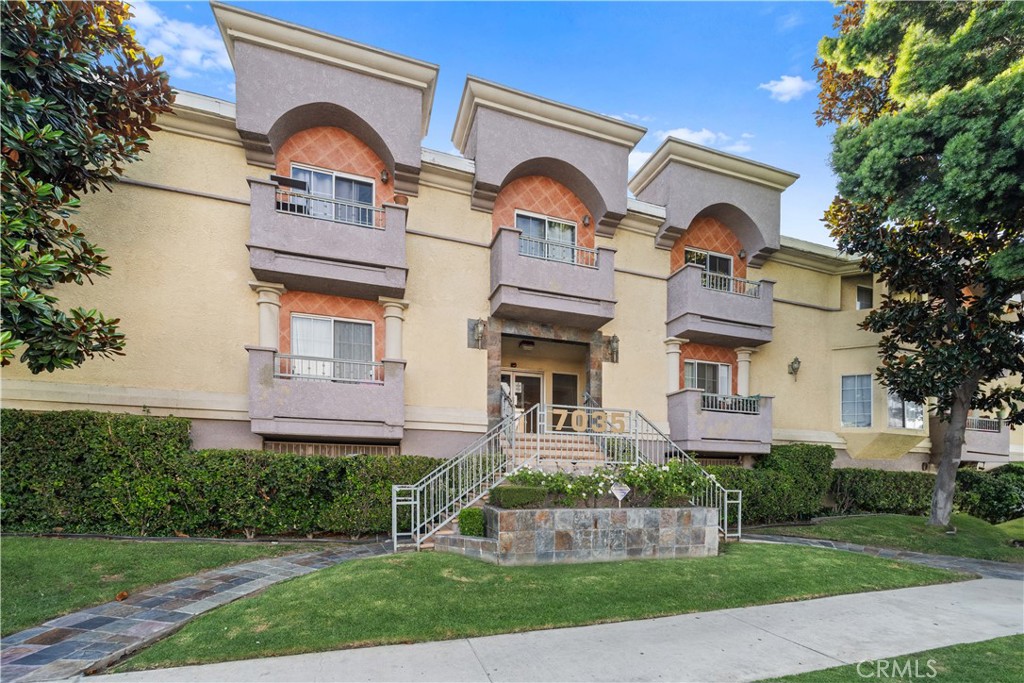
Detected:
left=434, top=505, right=718, bottom=566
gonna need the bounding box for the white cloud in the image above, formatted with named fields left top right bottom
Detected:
left=741, top=132, right=755, bottom=139
left=128, top=0, right=232, bottom=81
left=657, top=127, right=729, bottom=147
left=628, top=151, right=652, bottom=175
left=777, top=11, right=804, bottom=32
left=723, top=142, right=752, bottom=154
left=758, top=75, right=814, bottom=103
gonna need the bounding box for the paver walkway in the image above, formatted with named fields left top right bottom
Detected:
left=0, top=542, right=390, bottom=683
left=743, top=533, right=1024, bottom=580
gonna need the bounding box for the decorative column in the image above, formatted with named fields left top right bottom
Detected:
left=379, top=297, right=410, bottom=359
left=250, top=282, right=285, bottom=349
left=736, top=347, right=756, bottom=396
left=664, top=338, right=684, bottom=393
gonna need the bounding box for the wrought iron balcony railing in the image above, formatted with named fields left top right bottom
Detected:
left=274, top=353, right=384, bottom=384
left=700, top=272, right=762, bottom=298
left=274, top=188, right=385, bottom=229
left=701, top=393, right=761, bottom=415
left=966, top=416, right=1001, bottom=433
left=518, top=234, right=599, bottom=268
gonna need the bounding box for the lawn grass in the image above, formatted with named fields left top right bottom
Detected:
left=997, top=517, right=1024, bottom=542
left=118, top=542, right=967, bottom=672
left=763, top=634, right=1024, bottom=682
left=0, top=537, right=304, bottom=636
left=757, top=514, right=1024, bottom=563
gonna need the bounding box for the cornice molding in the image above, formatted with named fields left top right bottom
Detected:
left=452, top=76, right=647, bottom=153
left=211, top=1, right=439, bottom=137
left=629, top=137, right=799, bottom=195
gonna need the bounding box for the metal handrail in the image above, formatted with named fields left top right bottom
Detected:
left=274, top=188, right=385, bottom=228
left=700, top=272, right=761, bottom=298
left=701, top=393, right=761, bottom=415
left=392, top=404, right=540, bottom=550
left=966, top=416, right=1001, bottom=433
left=518, top=234, right=599, bottom=268
left=274, top=353, right=383, bottom=384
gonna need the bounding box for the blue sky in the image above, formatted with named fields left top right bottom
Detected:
left=131, top=1, right=841, bottom=245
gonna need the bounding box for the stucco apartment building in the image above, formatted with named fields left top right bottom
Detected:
left=2, top=3, right=1018, bottom=471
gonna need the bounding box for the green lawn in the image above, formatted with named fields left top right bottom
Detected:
left=0, top=537, right=303, bottom=636
left=763, top=634, right=1024, bottom=683
left=757, top=514, right=1024, bottom=563
left=997, top=517, right=1024, bottom=542
left=119, top=543, right=967, bottom=672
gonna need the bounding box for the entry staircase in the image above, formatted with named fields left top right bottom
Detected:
left=391, top=403, right=743, bottom=551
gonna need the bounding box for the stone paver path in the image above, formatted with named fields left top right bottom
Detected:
left=744, top=533, right=1024, bottom=580
left=0, top=542, right=390, bottom=683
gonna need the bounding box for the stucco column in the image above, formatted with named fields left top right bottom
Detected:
left=250, top=282, right=286, bottom=349
left=664, top=338, right=684, bottom=393
left=379, top=297, right=409, bottom=359
left=736, top=347, right=756, bottom=396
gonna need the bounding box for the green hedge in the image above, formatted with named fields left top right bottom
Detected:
left=458, top=507, right=485, bottom=537
left=0, top=409, right=442, bottom=538
left=489, top=485, right=548, bottom=509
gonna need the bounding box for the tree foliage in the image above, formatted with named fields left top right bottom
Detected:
left=815, top=1, right=1024, bottom=525
left=1, top=1, right=173, bottom=373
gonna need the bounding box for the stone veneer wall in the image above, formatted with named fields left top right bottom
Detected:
left=435, top=505, right=718, bottom=565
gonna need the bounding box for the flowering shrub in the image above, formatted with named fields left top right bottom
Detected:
left=504, top=460, right=711, bottom=508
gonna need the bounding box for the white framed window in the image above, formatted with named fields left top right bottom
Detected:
left=856, top=285, right=873, bottom=310
left=684, top=248, right=733, bottom=277
left=888, top=393, right=924, bottom=429
left=841, top=375, right=872, bottom=427
left=290, top=163, right=375, bottom=226
left=515, top=210, right=577, bottom=263
left=684, top=360, right=732, bottom=395
left=290, top=313, right=375, bottom=381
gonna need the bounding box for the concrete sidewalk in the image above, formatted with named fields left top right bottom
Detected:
left=90, top=576, right=1023, bottom=683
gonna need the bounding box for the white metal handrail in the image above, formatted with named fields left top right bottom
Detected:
left=518, top=234, right=599, bottom=268
left=966, top=416, right=1001, bottom=432
left=275, top=353, right=383, bottom=384
left=701, top=393, right=761, bottom=415
left=275, top=188, right=385, bottom=228
left=392, top=404, right=540, bottom=550
left=701, top=272, right=761, bottom=298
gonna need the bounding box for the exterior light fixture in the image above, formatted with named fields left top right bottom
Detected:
left=787, top=356, right=801, bottom=379
left=738, top=249, right=747, bottom=260
left=518, top=340, right=535, bottom=352
left=610, top=335, right=620, bottom=363
left=473, top=319, right=486, bottom=348
left=582, top=214, right=591, bottom=227
left=380, top=169, right=390, bottom=184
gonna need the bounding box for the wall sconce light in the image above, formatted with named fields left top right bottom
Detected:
left=610, top=335, right=620, bottom=363
left=473, top=319, right=486, bottom=349
left=787, top=356, right=801, bottom=380
left=380, top=169, right=390, bottom=184
left=738, top=249, right=747, bottom=261
left=518, top=340, right=536, bottom=352
left=582, top=215, right=591, bottom=227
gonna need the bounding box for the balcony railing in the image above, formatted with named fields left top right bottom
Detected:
left=700, top=272, right=762, bottom=298
left=274, top=188, right=385, bottom=229
left=274, top=353, right=384, bottom=384
left=701, top=393, right=761, bottom=415
left=966, top=416, right=1002, bottom=433
left=518, top=234, right=599, bottom=269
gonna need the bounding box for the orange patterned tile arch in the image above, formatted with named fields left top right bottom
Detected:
left=276, top=127, right=394, bottom=207
left=670, top=216, right=747, bottom=279
left=679, top=343, right=739, bottom=395
left=492, top=175, right=595, bottom=247
left=279, top=291, right=385, bottom=362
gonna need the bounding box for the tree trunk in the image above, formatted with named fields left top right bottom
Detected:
left=928, top=379, right=976, bottom=527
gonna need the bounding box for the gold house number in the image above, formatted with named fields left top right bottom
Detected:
left=552, top=409, right=628, bottom=433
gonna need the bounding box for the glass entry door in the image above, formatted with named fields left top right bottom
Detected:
left=500, top=371, right=542, bottom=432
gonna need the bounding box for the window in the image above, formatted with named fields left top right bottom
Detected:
left=516, top=212, right=576, bottom=263
left=684, top=360, right=731, bottom=395
left=888, top=393, right=924, bottom=429
left=290, top=164, right=375, bottom=227
left=856, top=286, right=873, bottom=310
left=841, top=375, right=872, bottom=427
left=685, top=248, right=733, bottom=291
left=290, top=314, right=375, bottom=381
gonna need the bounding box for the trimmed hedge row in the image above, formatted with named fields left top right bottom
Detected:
left=0, top=410, right=442, bottom=538
left=458, top=507, right=485, bottom=537
left=833, top=465, right=1024, bottom=524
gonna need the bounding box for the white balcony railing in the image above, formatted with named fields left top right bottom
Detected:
left=966, top=416, right=1002, bottom=433
left=701, top=393, right=761, bottom=415
left=274, top=353, right=384, bottom=384
left=701, top=272, right=762, bottom=298
left=518, top=234, right=599, bottom=268
left=275, top=188, right=385, bottom=229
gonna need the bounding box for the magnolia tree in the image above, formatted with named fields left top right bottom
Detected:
left=1, top=1, right=173, bottom=373
left=816, top=1, right=1024, bottom=525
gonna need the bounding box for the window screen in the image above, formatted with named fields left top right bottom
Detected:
left=841, top=375, right=872, bottom=427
